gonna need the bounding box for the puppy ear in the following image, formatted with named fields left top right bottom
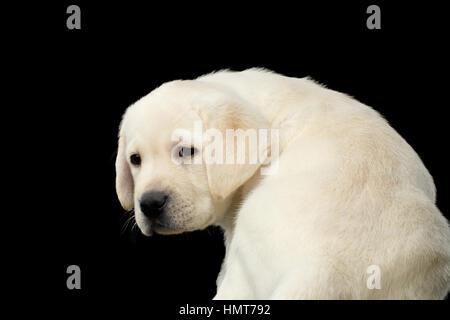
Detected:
left=200, top=101, right=271, bottom=201
left=115, top=133, right=134, bottom=210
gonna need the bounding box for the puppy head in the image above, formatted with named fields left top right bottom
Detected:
left=115, top=79, right=269, bottom=235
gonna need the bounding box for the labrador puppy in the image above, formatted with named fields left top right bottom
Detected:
left=115, top=68, right=450, bottom=299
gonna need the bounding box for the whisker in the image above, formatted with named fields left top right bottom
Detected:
left=131, top=221, right=139, bottom=233
left=120, top=210, right=136, bottom=235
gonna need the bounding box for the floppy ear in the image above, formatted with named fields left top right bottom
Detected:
left=199, top=101, right=271, bottom=201
left=115, top=133, right=134, bottom=210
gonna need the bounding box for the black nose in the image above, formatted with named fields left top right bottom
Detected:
left=140, top=191, right=169, bottom=219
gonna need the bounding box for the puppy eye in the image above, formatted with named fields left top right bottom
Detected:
left=130, top=153, right=141, bottom=166
left=178, top=146, right=198, bottom=158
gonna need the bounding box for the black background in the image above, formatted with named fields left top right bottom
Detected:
left=9, top=0, right=449, bottom=316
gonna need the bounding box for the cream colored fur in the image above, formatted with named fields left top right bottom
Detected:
left=116, top=68, right=450, bottom=299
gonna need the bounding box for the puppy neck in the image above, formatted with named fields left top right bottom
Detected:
left=214, top=189, right=242, bottom=247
